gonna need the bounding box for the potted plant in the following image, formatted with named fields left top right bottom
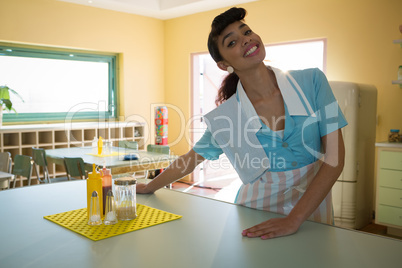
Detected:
left=0, top=85, right=24, bottom=126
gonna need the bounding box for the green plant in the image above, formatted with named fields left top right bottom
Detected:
left=0, top=85, right=24, bottom=112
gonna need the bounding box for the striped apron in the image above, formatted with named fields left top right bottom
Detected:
left=235, top=160, right=333, bottom=224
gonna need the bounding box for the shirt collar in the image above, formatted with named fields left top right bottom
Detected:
left=270, top=66, right=310, bottom=116
left=236, top=80, right=262, bottom=132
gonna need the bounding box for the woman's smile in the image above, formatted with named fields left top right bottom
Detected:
left=244, top=44, right=259, bottom=57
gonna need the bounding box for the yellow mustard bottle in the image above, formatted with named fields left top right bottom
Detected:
left=87, top=164, right=103, bottom=219
left=98, top=136, right=103, bottom=155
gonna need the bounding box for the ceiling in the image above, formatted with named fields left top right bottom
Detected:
left=57, top=0, right=258, bottom=20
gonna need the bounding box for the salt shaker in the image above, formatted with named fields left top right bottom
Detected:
left=88, top=191, right=102, bottom=225
left=114, top=178, right=137, bottom=221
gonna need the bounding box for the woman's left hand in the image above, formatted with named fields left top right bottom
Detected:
left=242, top=216, right=301, bottom=240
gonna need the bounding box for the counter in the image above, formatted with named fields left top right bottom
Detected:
left=0, top=180, right=401, bottom=267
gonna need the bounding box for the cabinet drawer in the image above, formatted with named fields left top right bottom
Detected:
left=378, top=187, right=402, bottom=207
left=379, top=151, right=402, bottom=171
left=377, top=205, right=402, bottom=227
left=379, top=169, right=402, bottom=189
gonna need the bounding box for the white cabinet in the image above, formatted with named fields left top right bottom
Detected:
left=375, top=142, right=402, bottom=237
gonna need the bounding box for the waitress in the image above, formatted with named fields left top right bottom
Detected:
left=137, top=7, right=347, bottom=240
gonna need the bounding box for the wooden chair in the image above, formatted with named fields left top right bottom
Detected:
left=12, top=155, right=33, bottom=187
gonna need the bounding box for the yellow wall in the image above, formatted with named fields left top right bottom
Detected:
left=0, top=0, right=401, bottom=156
left=165, top=0, right=402, bottom=155
left=0, top=0, right=165, bottom=145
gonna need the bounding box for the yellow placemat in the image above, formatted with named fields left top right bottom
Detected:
left=44, top=204, right=182, bottom=241
left=86, top=152, right=123, bottom=157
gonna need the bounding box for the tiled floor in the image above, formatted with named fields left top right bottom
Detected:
left=171, top=178, right=402, bottom=241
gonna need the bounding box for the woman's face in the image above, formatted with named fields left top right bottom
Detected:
left=217, top=21, right=266, bottom=73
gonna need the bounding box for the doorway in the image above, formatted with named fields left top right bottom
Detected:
left=190, top=53, right=239, bottom=187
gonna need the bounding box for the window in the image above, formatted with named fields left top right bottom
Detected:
left=0, top=43, right=118, bottom=123
left=264, top=39, right=326, bottom=72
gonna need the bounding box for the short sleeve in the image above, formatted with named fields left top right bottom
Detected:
left=313, top=69, right=348, bottom=137
left=193, top=128, right=223, bottom=160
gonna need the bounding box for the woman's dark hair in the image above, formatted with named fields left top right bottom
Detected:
left=207, top=7, right=246, bottom=106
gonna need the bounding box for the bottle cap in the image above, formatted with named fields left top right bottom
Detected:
left=102, top=167, right=111, bottom=176
left=88, top=164, right=102, bottom=179
left=114, top=177, right=137, bottom=185
left=390, top=129, right=400, bottom=133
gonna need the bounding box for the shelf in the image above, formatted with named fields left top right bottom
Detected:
left=69, top=130, right=83, bottom=142
left=38, top=131, right=53, bottom=144
left=3, top=133, right=20, bottom=147
left=54, top=130, right=68, bottom=143
left=392, top=80, right=402, bottom=88
left=69, top=142, right=84, bottom=148
left=55, top=144, right=69, bottom=149
left=21, top=132, right=37, bottom=146
left=84, top=129, right=97, bottom=141
left=393, top=39, right=402, bottom=47
left=37, top=143, right=54, bottom=148
left=110, top=127, right=121, bottom=139
left=98, top=128, right=109, bottom=139
left=123, top=127, right=134, bottom=138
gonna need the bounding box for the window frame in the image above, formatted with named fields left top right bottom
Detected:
left=0, top=43, right=118, bottom=123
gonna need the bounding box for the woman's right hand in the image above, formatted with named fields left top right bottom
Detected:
left=136, top=183, right=154, bottom=194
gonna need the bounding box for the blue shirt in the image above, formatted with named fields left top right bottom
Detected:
left=194, top=68, right=347, bottom=172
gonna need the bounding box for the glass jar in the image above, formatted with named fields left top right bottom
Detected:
left=114, top=178, right=137, bottom=220
left=103, top=140, right=113, bottom=155
left=388, top=129, right=400, bottom=142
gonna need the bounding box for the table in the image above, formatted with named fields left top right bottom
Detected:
left=0, top=180, right=401, bottom=268
left=0, top=171, right=15, bottom=189
left=45, top=147, right=176, bottom=174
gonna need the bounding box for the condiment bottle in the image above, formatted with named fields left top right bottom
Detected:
left=87, top=164, right=103, bottom=219
left=98, top=136, right=103, bottom=155
left=114, top=178, right=137, bottom=221
left=102, top=167, right=112, bottom=215
left=92, top=136, right=98, bottom=154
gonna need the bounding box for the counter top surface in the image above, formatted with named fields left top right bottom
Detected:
left=375, top=141, right=402, bottom=148
left=0, top=180, right=401, bottom=268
